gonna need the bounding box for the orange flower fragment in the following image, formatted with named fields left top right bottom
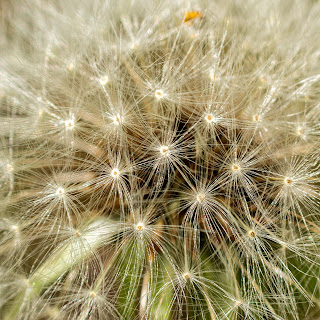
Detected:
left=183, top=11, right=203, bottom=24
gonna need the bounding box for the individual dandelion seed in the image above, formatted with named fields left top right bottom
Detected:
left=154, top=89, right=165, bottom=100
left=111, top=114, right=121, bottom=126
left=135, top=222, right=145, bottom=231
left=27, top=105, right=79, bottom=143
left=0, top=218, right=28, bottom=267
left=64, top=118, right=75, bottom=130
left=55, top=187, right=65, bottom=196
left=10, top=224, right=19, bottom=234
left=11, top=166, right=90, bottom=227
left=134, top=110, right=196, bottom=187
left=74, top=148, right=134, bottom=212
left=208, top=69, right=220, bottom=82
left=110, top=168, right=120, bottom=178
left=182, top=272, right=192, bottom=280
left=204, top=113, right=220, bottom=124
left=283, top=176, right=293, bottom=186
left=231, top=163, right=241, bottom=173
left=52, top=279, right=122, bottom=320
left=247, top=229, right=256, bottom=238
left=99, top=75, right=109, bottom=86
left=145, top=244, right=228, bottom=319
left=196, top=193, right=205, bottom=203
left=252, top=114, right=260, bottom=122
left=296, top=126, right=305, bottom=138
left=159, top=145, right=170, bottom=156
left=269, top=154, right=320, bottom=221
left=67, top=61, right=75, bottom=72
left=6, top=163, right=14, bottom=173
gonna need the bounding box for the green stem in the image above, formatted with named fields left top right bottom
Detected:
left=4, top=217, right=117, bottom=320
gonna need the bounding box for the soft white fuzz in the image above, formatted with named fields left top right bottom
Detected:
left=1, top=0, right=320, bottom=319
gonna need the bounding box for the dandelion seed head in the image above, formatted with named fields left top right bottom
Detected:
left=2, top=1, right=320, bottom=318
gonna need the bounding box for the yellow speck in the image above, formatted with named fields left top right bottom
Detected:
left=184, top=11, right=203, bottom=24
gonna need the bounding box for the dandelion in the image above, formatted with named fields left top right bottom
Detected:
left=1, top=0, right=320, bottom=319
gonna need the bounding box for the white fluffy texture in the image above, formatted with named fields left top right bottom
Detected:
left=0, top=0, right=320, bottom=319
